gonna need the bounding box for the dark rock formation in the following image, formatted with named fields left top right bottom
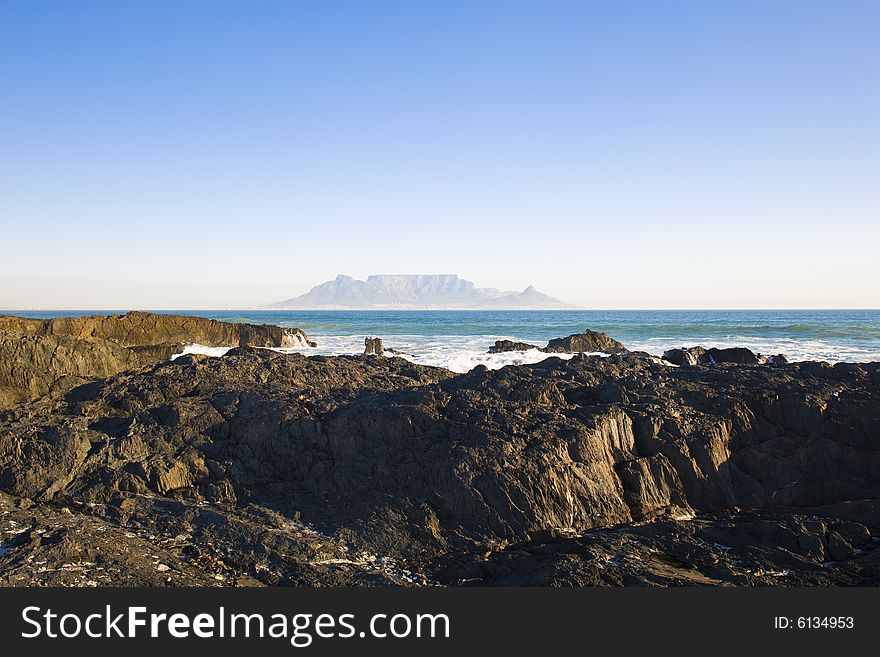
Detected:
left=432, top=506, right=880, bottom=586
left=1, top=348, right=878, bottom=586
left=0, top=333, right=161, bottom=408
left=544, top=330, right=627, bottom=354
left=0, top=311, right=312, bottom=349
left=705, top=347, right=764, bottom=365
left=0, top=313, right=314, bottom=408
left=663, top=346, right=776, bottom=366
left=662, top=347, right=707, bottom=366
left=364, top=337, right=384, bottom=356
left=488, top=330, right=627, bottom=355
left=488, top=340, right=541, bottom=353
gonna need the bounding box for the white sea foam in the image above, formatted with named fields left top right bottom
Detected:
left=171, top=344, right=234, bottom=359
left=395, top=347, right=578, bottom=373
left=623, top=336, right=880, bottom=364
left=170, top=336, right=582, bottom=373
left=171, top=330, right=880, bottom=373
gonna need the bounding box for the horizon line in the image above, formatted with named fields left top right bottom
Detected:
left=2, top=307, right=880, bottom=313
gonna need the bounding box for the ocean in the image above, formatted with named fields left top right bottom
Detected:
left=9, top=309, right=880, bottom=373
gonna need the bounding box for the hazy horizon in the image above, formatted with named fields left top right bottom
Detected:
left=2, top=1, right=878, bottom=310
left=1, top=272, right=880, bottom=313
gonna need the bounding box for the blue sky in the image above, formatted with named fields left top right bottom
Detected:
left=1, top=0, right=878, bottom=309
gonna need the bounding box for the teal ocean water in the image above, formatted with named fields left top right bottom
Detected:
left=10, top=309, right=880, bottom=372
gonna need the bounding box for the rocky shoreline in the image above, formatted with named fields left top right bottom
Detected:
left=1, top=313, right=878, bottom=586
left=0, top=312, right=314, bottom=408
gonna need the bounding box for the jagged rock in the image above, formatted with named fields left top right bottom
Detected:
left=0, top=332, right=154, bottom=407
left=616, top=453, right=687, bottom=520
left=664, top=346, right=772, bottom=366
left=0, top=311, right=312, bottom=349
left=827, top=530, right=856, bottom=561
left=488, top=340, right=541, bottom=353
left=364, top=336, right=384, bottom=356
left=544, top=330, right=627, bottom=354
left=705, top=347, right=764, bottom=365
left=126, top=342, right=187, bottom=361
left=0, top=313, right=314, bottom=408
left=1, top=349, right=878, bottom=586
left=662, top=347, right=707, bottom=366
left=488, top=330, right=628, bottom=355
left=431, top=509, right=880, bottom=586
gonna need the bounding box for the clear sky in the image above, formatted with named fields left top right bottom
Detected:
left=1, top=0, right=878, bottom=309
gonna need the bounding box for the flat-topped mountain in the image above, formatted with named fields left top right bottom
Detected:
left=269, top=274, right=576, bottom=310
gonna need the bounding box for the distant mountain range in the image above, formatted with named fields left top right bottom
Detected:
left=267, top=274, right=577, bottom=310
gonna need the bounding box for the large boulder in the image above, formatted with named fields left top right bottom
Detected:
left=663, top=346, right=773, bottom=366
left=488, top=340, right=541, bottom=353
left=544, top=330, right=627, bottom=354
left=662, top=347, right=707, bottom=366
left=705, top=347, right=764, bottom=365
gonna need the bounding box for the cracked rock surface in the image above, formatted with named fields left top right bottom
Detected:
left=1, top=348, right=879, bottom=586
left=0, top=312, right=313, bottom=408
